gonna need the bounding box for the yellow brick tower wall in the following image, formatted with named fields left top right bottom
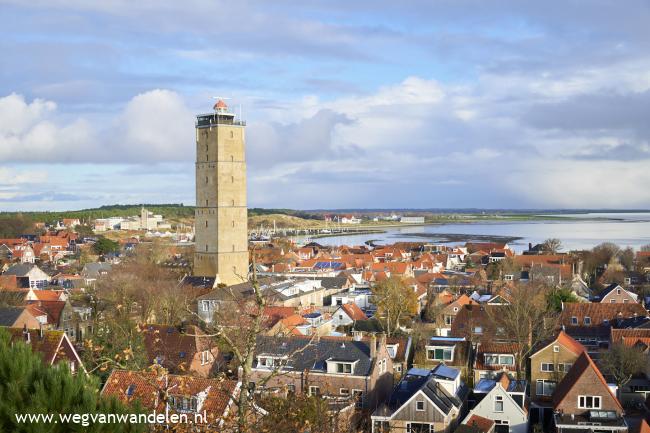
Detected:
left=194, top=117, right=248, bottom=285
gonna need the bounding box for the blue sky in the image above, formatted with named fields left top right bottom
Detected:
left=1, top=0, right=650, bottom=211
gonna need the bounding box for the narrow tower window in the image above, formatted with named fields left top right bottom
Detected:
left=205, top=176, right=209, bottom=184
left=205, top=221, right=208, bottom=228
left=231, top=176, right=234, bottom=183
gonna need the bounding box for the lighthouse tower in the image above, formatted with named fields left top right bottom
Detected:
left=193, top=100, right=248, bottom=285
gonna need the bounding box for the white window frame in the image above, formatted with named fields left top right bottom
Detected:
left=339, top=388, right=350, bottom=396
left=426, top=346, right=454, bottom=362
left=201, top=350, right=211, bottom=365
left=553, top=345, right=560, bottom=353
left=578, top=395, right=601, bottom=409
left=584, top=316, right=591, bottom=325
left=541, top=362, right=554, bottom=372
left=571, top=316, right=578, bottom=325
left=494, top=395, right=504, bottom=412
left=416, top=400, right=425, bottom=411
left=309, top=386, right=320, bottom=397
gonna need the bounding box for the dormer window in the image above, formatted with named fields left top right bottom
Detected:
left=169, top=395, right=198, bottom=413
left=326, top=359, right=356, bottom=374
left=427, top=346, right=454, bottom=361
left=337, top=363, right=353, bottom=374
left=386, top=344, right=398, bottom=358
left=485, top=354, right=514, bottom=366
left=257, top=355, right=288, bottom=369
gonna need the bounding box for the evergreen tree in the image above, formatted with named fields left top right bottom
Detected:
left=0, top=329, right=144, bottom=433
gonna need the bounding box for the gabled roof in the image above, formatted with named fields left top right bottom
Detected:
left=141, top=324, right=214, bottom=372
left=552, top=351, right=622, bottom=411
left=0, top=307, right=25, bottom=326
left=383, top=367, right=467, bottom=416
left=4, top=263, right=38, bottom=277
left=102, top=370, right=238, bottom=425
left=254, top=335, right=374, bottom=376
left=560, top=302, right=647, bottom=327
left=340, top=303, right=368, bottom=321
left=4, top=327, right=80, bottom=367
left=534, top=331, right=586, bottom=357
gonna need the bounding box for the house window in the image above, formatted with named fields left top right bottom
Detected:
left=571, top=316, right=578, bottom=325
left=494, top=395, right=504, bottom=412
left=200, top=350, right=211, bottom=365
left=340, top=388, right=350, bottom=396
left=445, top=316, right=453, bottom=326
left=416, top=400, right=425, bottom=411
left=201, top=300, right=210, bottom=312
left=407, top=424, right=432, bottom=433
left=578, top=395, right=601, bottom=409
left=287, top=384, right=295, bottom=394
left=610, top=299, right=616, bottom=303
left=474, top=326, right=483, bottom=334
left=536, top=379, right=556, bottom=396
left=553, top=345, right=560, bottom=353
left=558, top=363, right=573, bottom=372
left=309, top=386, right=320, bottom=397
left=485, top=354, right=514, bottom=366
left=504, top=274, right=514, bottom=281
left=584, top=317, right=591, bottom=325
left=617, top=288, right=621, bottom=295
left=541, top=363, right=555, bottom=372
left=427, top=347, right=453, bottom=361
left=336, top=363, right=352, bottom=374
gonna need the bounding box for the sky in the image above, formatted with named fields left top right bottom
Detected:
left=1, top=0, right=650, bottom=211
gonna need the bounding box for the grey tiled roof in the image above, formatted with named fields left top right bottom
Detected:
left=386, top=367, right=467, bottom=415
left=0, top=307, right=24, bottom=326
left=254, top=335, right=374, bottom=376
left=4, top=264, right=35, bottom=277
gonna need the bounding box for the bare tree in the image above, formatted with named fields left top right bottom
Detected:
left=600, top=343, right=647, bottom=399
left=371, top=276, right=418, bottom=337
left=487, top=283, right=559, bottom=379
left=542, top=238, right=563, bottom=254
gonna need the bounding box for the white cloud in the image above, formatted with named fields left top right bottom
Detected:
left=0, top=90, right=193, bottom=163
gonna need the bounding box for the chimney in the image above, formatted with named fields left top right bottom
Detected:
left=370, top=333, right=377, bottom=359
left=22, top=324, right=30, bottom=344
left=379, top=333, right=387, bottom=351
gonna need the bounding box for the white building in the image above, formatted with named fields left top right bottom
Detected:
left=400, top=216, right=425, bottom=224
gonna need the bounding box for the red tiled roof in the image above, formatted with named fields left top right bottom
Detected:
left=0, top=275, right=19, bottom=290
left=141, top=324, right=215, bottom=373
left=102, top=370, right=238, bottom=425
left=341, top=303, right=368, bottom=321
left=26, top=300, right=65, bottom=325
left=552, top=351, right=622, bottom=411
left=555, top=330, right=587, bottom=356
left=560, top=302, right=647, bottom=327
left=467, top=415, right=495, bottom=433
left=611, top=329, right=650, bottom=344
left=6, top=327, right=68, bottom=365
